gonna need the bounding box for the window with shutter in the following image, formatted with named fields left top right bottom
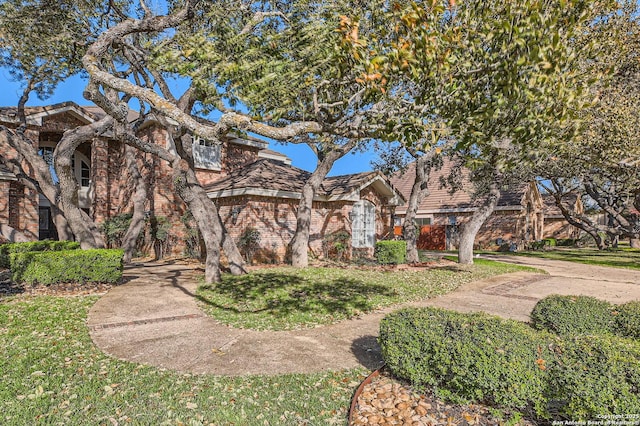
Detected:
left=351, top=200, right=376, bottom=248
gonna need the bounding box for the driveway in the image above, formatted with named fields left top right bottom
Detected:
left=87, top=256, right=640, bottom=375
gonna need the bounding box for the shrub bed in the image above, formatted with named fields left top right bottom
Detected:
left=616, top=301, right=640, bottom=339
left=545, top=334, right=640, bottom=417
left=375, top=241, right=406, bottom=264
left=380, top=307, right=640, bottom=421
left=0, top=240, right=80, bottom=269
left=380, top=308, right=549, bottom=417
left=10, top=249, right=123, bottom=285
left=530, top=295, right=617, bottom=336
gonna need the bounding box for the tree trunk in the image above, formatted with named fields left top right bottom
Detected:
left=289, top=155, right=336, bottom=267
left=458, top=182, right=501, bottom=264
left=55, top=145, right=106, bottom=249
left=0, top=224, right=30, bottom=242
left=172, top=161, right=246, bottom=283
left=121, top=147, right=148, bottom=263
left=50, top=205, right=73, bottom=241
left=403, top=155, right=433, bottom=264
left=630, top=238, right=640, bottom=249
left=221, top=221, right=246, bottom=275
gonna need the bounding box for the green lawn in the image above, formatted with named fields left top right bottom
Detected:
left=0, top=296, right=365, bottom=425
left=196, top=259, right=539, bottom=331
left=500, top=248, right=640, bottom=270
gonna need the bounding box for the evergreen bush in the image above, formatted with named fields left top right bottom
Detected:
left=545, top=334, right=640, bottom=417
left=375, top=240, right=406, bottom=264
left=616, top=301, right=640, bottom=339
left=10, top=249, right=123, bottom=285
left=379, top=307, right=640, bottom=421
left=0, top=240, right=80, bottom=269
left=380, top=308, right=548, bottom=416
left=530, top=295, right=617, bottom=336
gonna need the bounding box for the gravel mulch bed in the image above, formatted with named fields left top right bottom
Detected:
left=0, top=269, right=116, bottom=298
left=351, top=369, right=535, bottom=426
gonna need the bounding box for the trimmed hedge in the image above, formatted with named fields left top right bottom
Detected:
left=380, top=308, right=549, bottom=417
left=375, top=240, right=406, bottom=264
left=10, top=249, right=123, bottom=285
left=531, top=295, right=617, bottom=336
left=545, top=334, right=640, bottom=417
left=380, top=307, right=640, bottom=421
left=616, top=301, right=640, bottom=339
left=0, top=240, right=80, bottom=269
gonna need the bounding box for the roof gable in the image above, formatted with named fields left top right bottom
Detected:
left=0, top=102, right=97, bottom=126
left=205, top=159, right=404, bottom=204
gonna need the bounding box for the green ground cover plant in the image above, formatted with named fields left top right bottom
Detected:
left=0, top=296, right=365, bottom=425
left=196, top=259, right=538, bottom=330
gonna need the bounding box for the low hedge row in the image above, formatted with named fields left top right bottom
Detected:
left=0, top=240, right=80, bottom=268
left=10, top=249, right=124, bottom=285
left=374, top=240, right=406, bottom=264
left=531, top=295, right=640, bottom=339
left=380, top=307, right=640, bottom=421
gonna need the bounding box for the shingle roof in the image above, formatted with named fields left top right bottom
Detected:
left=390, top=158, right=528, bottom=214
left=205, top=158, right=403, bottom=203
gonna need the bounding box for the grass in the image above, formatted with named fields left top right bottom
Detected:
left=196, top=259, right=539, bottom=331
left=0, top=295, right=366, bottom=425
left=495, top=247, right=640, bottom=270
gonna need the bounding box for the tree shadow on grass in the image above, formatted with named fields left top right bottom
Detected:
left=197, top=272, right=397, bottom=323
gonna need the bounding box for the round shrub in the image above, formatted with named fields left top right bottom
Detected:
left=379, top=308, right=549, bottom=417
left=380, top=307, right=640, bottom=421
left=616, top=301, right=640, bottom=339
left=530, top=295, right=617, bottom=336
left=545, top=334, right=640, bottom=417
left=374, top=240, right=406, bottom=264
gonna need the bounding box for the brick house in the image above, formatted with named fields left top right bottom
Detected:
left=391, top=159, right=580, bottom=250
left=0, top=102, right=404, bottom=261
left=206, top=158, right=405, bottom=261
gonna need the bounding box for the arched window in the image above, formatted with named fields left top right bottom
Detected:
left=37, top=143, right=91, bottom=188
left=351, top=200, right=376, bottom=248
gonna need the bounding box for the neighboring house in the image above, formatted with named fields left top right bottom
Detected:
left=541, top=194, right=583, bottom=240
left=0, top=102, right=404, bottom=261
left=391, top=159, right=579, bottom=250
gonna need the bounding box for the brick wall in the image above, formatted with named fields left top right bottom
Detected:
left=0, top=181, right=9, bottom=224
left=9, top=182, right=38, bottom=240
left=216, top=189, right=394, bottom=262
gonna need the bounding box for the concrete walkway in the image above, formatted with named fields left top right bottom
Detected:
left=87, top=256, right=640, bottom=376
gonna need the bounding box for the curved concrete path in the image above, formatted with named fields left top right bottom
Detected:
left=87, top=257, right=640, bottom=376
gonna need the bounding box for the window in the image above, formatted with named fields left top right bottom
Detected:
left=80, top=160, right=90, bottom=187
left=38, top=145, right=91, bottom=187
left=192, top=135, right=221, bottom=171
left=351, top=200, right=376, bottom=248
left=38, top=146, right=57, bottom=183
left=415, top=217, right=432, bottom=227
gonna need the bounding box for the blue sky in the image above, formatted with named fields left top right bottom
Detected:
left=0, top=70, right=378, bottom=176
